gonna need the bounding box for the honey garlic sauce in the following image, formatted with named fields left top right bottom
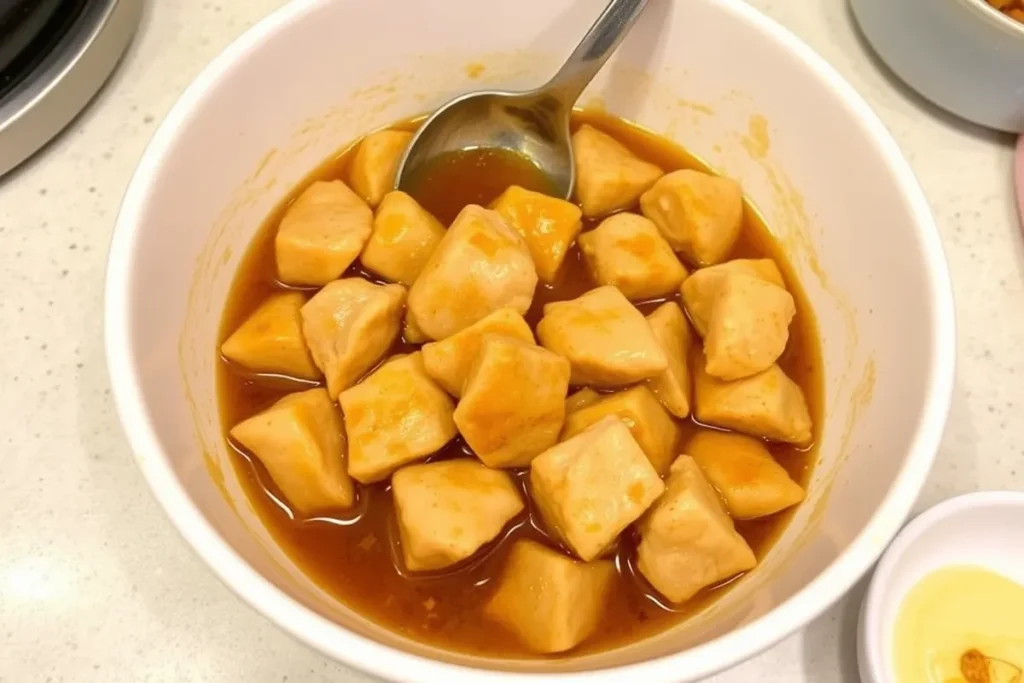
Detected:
left=217, top=111, right=824, bottom=658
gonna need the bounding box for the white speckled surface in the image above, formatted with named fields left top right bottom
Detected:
left=0, top=1, right=1019, bottom=681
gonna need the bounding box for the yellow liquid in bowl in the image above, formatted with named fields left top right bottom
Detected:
left=894, top=565, right=1024, bottom=683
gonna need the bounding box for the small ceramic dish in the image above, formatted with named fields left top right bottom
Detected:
left=858, top=491, right=1024, bottom=682
left=850, top=0, right=1024, bottom=133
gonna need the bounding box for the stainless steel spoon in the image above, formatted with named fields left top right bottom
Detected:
left=394, top=0, right=652, bottom=201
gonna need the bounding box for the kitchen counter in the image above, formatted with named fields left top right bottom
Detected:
left=0, top=1, right=1019, bottom=681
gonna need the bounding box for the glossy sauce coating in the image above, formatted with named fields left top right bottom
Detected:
left=217, top=111, right=823, bottom=658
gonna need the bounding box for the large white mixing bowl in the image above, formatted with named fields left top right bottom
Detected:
left=104, top=0, right=955, bottom=680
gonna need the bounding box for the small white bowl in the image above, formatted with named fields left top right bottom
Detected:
left=858, top=491, right=1024, bottom=682
left=850, top=0, right=1024, bottom=132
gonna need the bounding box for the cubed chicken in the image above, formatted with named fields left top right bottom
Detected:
left=636, top=455, right=756, bottom=603
left=682, top=258, right=786, bottom=336
left=220, top=292, right=319, bottom=380
left=454, top=335, right=571, bottom=468
left=229, top=388, right=354, bottom=515
left=407, top=205, right=538, bottom=340
left=536, top=286, right=668, bottom=387
left=565, top=388, right=601, bottom=415
left=572, top=124, right=663, bottom=217
left=531, top=416, right=665, bottom=561
left=403, top=309, right=430, bottom=344
left=421, top=308, right=534, bottom=397
left=392, top=460, right=524, bottom=571
left=339, top=352, right=457, bottom=483
left=640, top=169, right=744, bottom=266
left=492, top=185, right=583, bottom=283
left=704, top=274, right=796, bottom=380
left=360, top=191, right=445, bottom=286
left=275, top=180, right=373, bottom=286
left=644, top=302, right=692, bottom=418
left=300, top=278, right=406, bottom=399
left=561, top=386, right=680, bottom=476
left=686, top=430, right=805, bottom=519
left=578, top=213, right=688, bottom=301
left=692, top=358, right=813, bottom=446
left=484, top=539, right=615, bottom=654
left=348, top=129, right=413, bottom=207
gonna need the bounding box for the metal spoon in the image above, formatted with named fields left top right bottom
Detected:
left=394, top=0, right=652, bottom=201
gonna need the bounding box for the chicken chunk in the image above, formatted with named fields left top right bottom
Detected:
left=531, top=416, right=664, bottom=561
left=572, top=124, right=663, bottom=217
left=565, top=388, right=601, bottom=415
left=562, top=386, right=680, bottom=476
left=636, top=455, right=756, bottom=603
left=644, top=302, right=692, bottom=418
left=348, top=129, right=413, bottom=207
left=682, top=258, right=786, bottom=336
left=338, top=352, right=457, bottom=483
left=360, top=191, right=445, bottom=286
left=640, top=169, right=743, bottom=266
left=692, top=359, right=813, bottom=446
left=407, top=205, right=537, bottom=340
left=454, top=336, right=571, bottom=468
left=485, top=539, right=615, bottom=654
left=275, top=180, right=373, bottom=286
left=704, top=274, right=796, bottom=380
left=686, top=430, right=804, bottom=519
left=421, top=308, right=534, bottom=397
left=403, top=309, right=430, bottom=344
left=392, top=460, right=524, bottom=571
left=492, top=185, right=583, bottom=283
left=220, top=292, right=319, bottom=380
left=536, top=286, right=668, bottom=387
left=300, top=278, right=405, bottom=399
left=230, top=388, right=353, bottom=515
left=578, top=213, right=688, bottom=301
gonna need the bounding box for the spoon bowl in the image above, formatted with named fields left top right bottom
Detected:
left=397, top=89, right=574, bottom=199
left=395, top=0, right=651, bottom=201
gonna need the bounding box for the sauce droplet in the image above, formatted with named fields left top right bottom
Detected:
left=960, top=648, right=1022, bottom=683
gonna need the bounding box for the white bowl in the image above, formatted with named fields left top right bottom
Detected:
left=103, top=0, right=956, bottom=680
left=858, top=491, right=1024, bottom=682
left=850, top=0, right=1024, bottom=133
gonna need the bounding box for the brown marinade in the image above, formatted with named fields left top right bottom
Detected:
left=216, top=110, right=823, bottom=658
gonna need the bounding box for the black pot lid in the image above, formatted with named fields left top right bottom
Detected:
left=0, top=0, right=65, bottom=79
left=0, top=0, right=142, bottom=176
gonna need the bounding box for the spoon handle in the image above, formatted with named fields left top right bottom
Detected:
left=544, top=0, right=652, bottom=106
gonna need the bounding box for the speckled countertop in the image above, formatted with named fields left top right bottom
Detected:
left=0, top=1, right=1019, bottom=682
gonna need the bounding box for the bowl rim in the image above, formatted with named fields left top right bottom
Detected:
left=955, top=0, right=1024, bottom=38
left=857, top=490, right=1024, bottom=683
left=103, top=0, right=956, bottom=680
left=1015, top=135, right=1023, bottom=229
